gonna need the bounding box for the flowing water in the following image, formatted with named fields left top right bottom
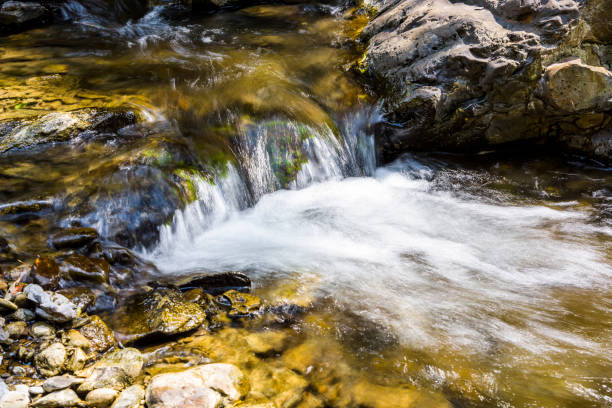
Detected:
left=1, top=2, right=611, bottom=407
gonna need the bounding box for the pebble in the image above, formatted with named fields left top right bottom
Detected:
left=42, top=376, right=84, bottom=393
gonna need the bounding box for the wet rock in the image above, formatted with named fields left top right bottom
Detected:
left=31, top=388, right=82, bottom=408
left=0, top=299, right=18, bottom=314
left=245, top=330, right=289, bottom=355
left=24, top=284, right=78, bottom=323
left=249, top=365, right=307, bottom=407
left=0, top=110, right=137, bottom=154
left=217, top=289, right=261, bottom=318
left=42, top=376, right=84, bottom=393
left=145, top=364, right=248, bottom=408
left=78, top=315, right=115, bottom=353
left=7, top=308, right=35, bottom=322
left=110, top=385, right=144, bottom=408
left=64, top=347, right=87, bottom=373
left=35, top=342, right=66, bottom=377
left=111, top=287, right=206, bottom=344
left=177, top=272, right=251, bottom=294
left=77, top=348, right=143, bottom=393
left=0, top=1, right=46, bottom=25
left=56, top=287, right=96, bottom=314
left=0, top=384, right=29, bottom=408
left=62, top=329, right=91, bottom=350
left=31, top=257, right=61, bottom=289
left=31, top=322, right=55, bottom=338
left=60, top=254, right=109, bottom=284
left=0, top=200, right=52, bottom=217
left=5, top=321, right=27, bottom=338
left=51, top=228, right=99, bottom=250
left=86, top=388, right=118, bottom=408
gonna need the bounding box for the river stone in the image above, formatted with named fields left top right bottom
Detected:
left=0, top=200, right=52, bottom=216
left=110, top=385, right=144, bottom=408
left=31, top=389, right=82, bottom=408
left=5, top=321, right=27, bottom=338
left=51, top=228, right=99, bottom=250
left=42, top=376, right=84, bottom=393
left=64, top=346, right=87, bottom=373
left=0, top=384, right=29, bottom=408
left=217, top=289, right=261, bottom=318
left=77, top=348, right=143, bottom=393
left=23, top=284, right=78, bottom=323
left=145, top=364, right=248, bottom=408
left=110, top=287, right=206, bottom=343
left=31, top=257, right=61, bottom=289
left=62, top=329, right=91, bottom=350
left=8, top=308, right=35, bottom=322
left=78, top=315, right=115, bottom=353
left=86, top=388, right=119, bottom=408
left=60, top=254, right=109, bottom=284
left=0, top=1, right=46, bottom=25
left=0, top=299, right=18, bottom=313
left=0, top=110, right=137, bottom=154
left=177, top=272, right=251, bottom=294
left=56, top=287, right=96, bottom=314
left=31, top=322, right=55, bottom=338
left=361, top=0, right=612, bottom=159
left=544, top=58, right=612, bottom=113
left=35, top=342, right=67, bottom=377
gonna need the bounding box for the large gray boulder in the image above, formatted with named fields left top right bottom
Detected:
left=361, top=0, right=612, bottom=160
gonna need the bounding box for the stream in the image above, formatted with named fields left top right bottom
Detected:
left=1, top=1, right=611, bottom=407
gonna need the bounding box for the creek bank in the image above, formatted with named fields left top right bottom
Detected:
left=360, top=0, right=612, bottom=161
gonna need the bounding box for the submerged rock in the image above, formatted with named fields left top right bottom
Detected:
left=110, top=287, right=206, bottom=343
left=31, top=257, right=61, bottom=289
left=145, top=364, right=247, bottom=408
left=0, top=110, right=137, bottom=154
left=50, top=228, right=99, bottom=250
left=60, top=254, right=109, bottom=284
left=0, top=1, right=47, bottom=25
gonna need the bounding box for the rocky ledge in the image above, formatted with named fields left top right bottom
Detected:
left=360, top=0, right=612, bottom=161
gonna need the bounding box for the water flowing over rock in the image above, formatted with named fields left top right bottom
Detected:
left=361, top=0, right=612, bottom=160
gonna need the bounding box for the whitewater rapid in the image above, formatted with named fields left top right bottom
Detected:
left=149, top=150, right=611, bottom=361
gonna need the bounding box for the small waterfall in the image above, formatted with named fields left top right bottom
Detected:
left=152, top=110, right=377, bottom=255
